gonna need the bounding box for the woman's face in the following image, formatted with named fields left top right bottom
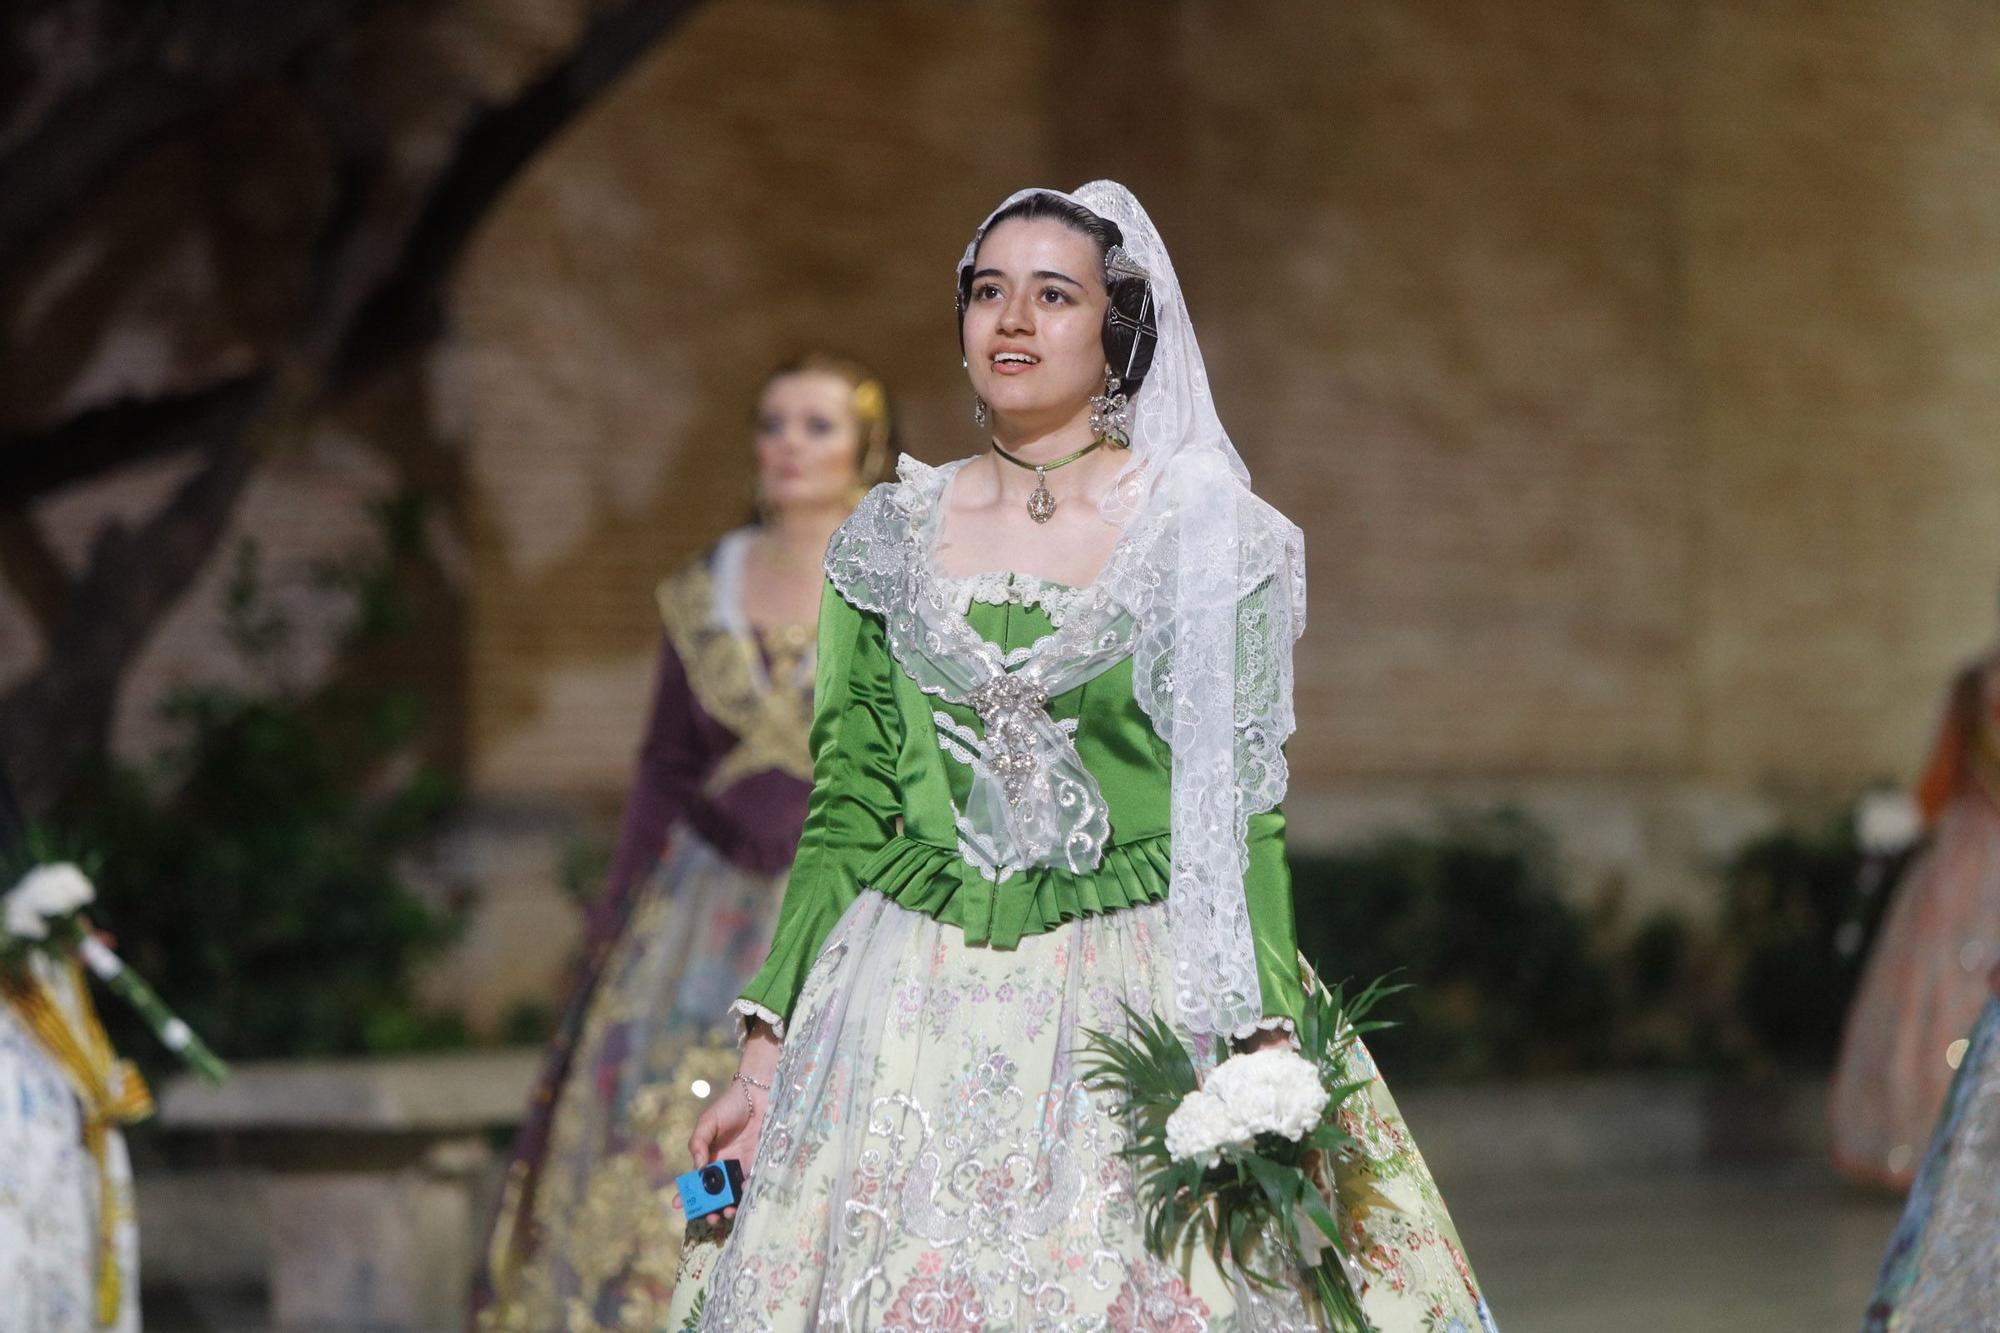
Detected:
left=962, top=217, right=1109, bottom=434
left=754, top=371, right=865, bottom=514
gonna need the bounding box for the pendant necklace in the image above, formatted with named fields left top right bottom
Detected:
left=991, top=436, right=1107, bottom=523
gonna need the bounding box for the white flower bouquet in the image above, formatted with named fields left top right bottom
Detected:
left=1079, top=976, right=1399, bottom=1333
left=2, top=862, right=228, bottom=1085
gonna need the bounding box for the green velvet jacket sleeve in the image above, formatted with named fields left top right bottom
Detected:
left=736, top=583, right=901, bottom=1033
left=1245, top=807, right=1307, bottom=1029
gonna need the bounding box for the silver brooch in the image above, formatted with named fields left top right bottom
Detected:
left=967, top=674, right=1051, bottom=806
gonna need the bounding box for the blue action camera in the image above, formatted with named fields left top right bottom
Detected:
left=677, top=1158, right=745, bottom=1222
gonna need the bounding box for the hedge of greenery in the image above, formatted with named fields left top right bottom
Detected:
left=1293, top=807, right=1903, bottom=1082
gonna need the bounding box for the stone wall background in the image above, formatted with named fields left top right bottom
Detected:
left=455, top=0, right=2000, bottom=803
left=11, top=0, right=2000, bottom=1027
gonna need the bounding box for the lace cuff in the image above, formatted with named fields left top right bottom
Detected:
left=730, top=998, right=786, bottom=1044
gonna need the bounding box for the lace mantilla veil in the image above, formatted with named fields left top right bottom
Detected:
left=829, top=182, right=1306, bottom=1040
left=975, top=182, right=1311, bottom=1040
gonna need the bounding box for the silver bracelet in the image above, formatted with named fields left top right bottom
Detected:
left=735, top=1071, right=772, bottom=1091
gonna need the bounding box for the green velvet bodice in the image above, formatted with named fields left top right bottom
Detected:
left=738, top=576, right=1304, bottom=1032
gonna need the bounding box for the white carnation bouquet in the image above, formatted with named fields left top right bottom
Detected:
left=2, top=862, right=228, bottom=1085
left=1079, top=976, right=1399, bottom=1332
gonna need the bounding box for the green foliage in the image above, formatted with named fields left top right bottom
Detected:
left=558, top=831, right=613, bottom=909
left=1289, top=810, right=1620, bottom=1080
left=1718, top=812, right=1905, bottom=1069
left=49, top=500, right=466, bottom=1072
left=1289, top=803, right=1910, bottom=1079
left=500, top=997, right=557, bottom=1046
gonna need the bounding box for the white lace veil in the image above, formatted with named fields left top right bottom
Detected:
left=959, top=182, right=1307, bottom=1038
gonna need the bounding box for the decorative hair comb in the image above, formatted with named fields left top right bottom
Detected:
left=851, top=379, right=887, bottom=422
left=1104, top=245, right=1150, bottom=284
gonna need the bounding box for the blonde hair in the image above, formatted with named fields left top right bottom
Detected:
left=761, top=351, right=896, bottom=486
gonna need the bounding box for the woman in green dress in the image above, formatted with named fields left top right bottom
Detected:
left=673, top=182, right=1497, bottom=1331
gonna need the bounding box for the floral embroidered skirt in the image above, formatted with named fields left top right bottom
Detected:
left=0, top=964, right=139, bottom=1333
left=1832, top=795, right=2000, bottom=1187
left=667, top=892, right=1497, bottom=1332
left=1864, top=997, right=2000, bottom=1331
left=475, top=833, right=788, bottom=1332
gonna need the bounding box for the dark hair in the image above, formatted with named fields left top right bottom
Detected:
left=956, top=193, right=1158, bottom=393
left=759, top=350, right=896, bottom=485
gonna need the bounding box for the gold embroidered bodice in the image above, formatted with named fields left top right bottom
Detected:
left=656, top=554, right=815, bottom=797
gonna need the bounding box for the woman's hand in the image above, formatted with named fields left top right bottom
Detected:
left=681, top=1019, right=783, bottom=1219
left=688, top=1068, right=769, bottom=1173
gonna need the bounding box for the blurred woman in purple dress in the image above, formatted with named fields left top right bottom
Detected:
left=471, top=354, right=893, bottom=1332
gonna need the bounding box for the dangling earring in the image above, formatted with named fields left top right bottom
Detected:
left=972, top=395, right=989, bottom=429
left=1088, top=369, right=1131, bottom=445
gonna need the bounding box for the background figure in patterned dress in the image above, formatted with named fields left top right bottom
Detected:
left=1862, top=966, right=2000, bottom=1330
left=471, top=354, right=893, bottom=1331
left=1832, top=606, right=2000, bottom=1190
left=670, top=183, right=1495, bottom=1331
left=0, top=954, right=144, bottom=1333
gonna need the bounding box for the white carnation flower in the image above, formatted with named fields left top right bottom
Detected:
left=3, top=863, right=96, bottom=943
left=1202, top=1047, right=1329, bottom=1143
left=1164, top=1089, right=1247, bottom=1168
left=4, top=891, right=48, bottom=941
left=17, top=864, right=95, bottom=916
